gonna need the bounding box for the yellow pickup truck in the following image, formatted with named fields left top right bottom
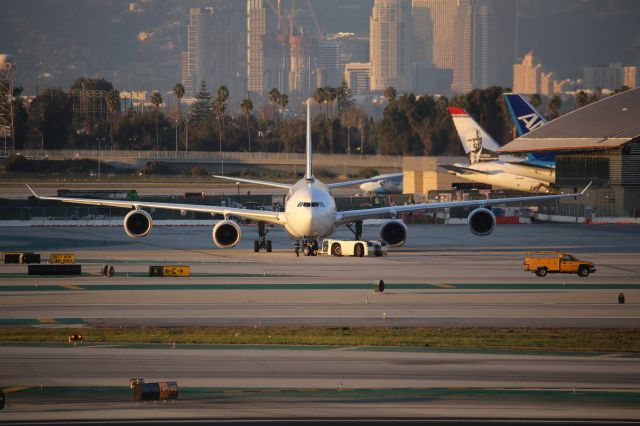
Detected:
left=524, top=252, right=596, bottom=277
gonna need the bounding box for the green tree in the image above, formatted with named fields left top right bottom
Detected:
left=383, top=86, right=397, bottom=102
left=575, top=90, right=589, bottom=108
left=547, top=95, right=562, bottom=120
left=324, top=86, right=337, bottom=118
left=613, top=85, right=630, bottom=94
left=27, top=89, right=72, bottom=149
left=268, top=88, right=281, bottom=123
left=240, top=98, right=254, bottom=152
left=529, top=94, right=542, bottom=109
left=172, top=83, right=185, bottom=148
left=105, top=90, right=120, bottom=147
left=277, top=93, right=288, bottom=122
left=213, top=85, right=229, bottom=164
left=336, top=79, right=355, bottom=115
left=313, top=87, right=327, bottom=116
left=192, top=81, right=212, bottom=122
left=150, top=91, right=163, bottom=149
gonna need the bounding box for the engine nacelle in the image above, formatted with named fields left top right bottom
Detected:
left=468, top=208, right=496, bottom=236
left=212, top=220, right=242, bottom=248
left=379, top=220, right=408, bottom=247
left=124, top=209, right=152, bottom=237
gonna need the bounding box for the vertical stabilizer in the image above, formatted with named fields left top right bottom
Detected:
left=448, top=107, right=502, bottom=164
left=504, top=93, right=547, bottom=137
left=305, top=98, right=313, bottom=181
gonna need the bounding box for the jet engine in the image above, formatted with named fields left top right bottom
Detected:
left=124, top=209, right=152, bottom=237
left=379, top=220, right=408, bottom=247
left=212, top=220, right=242, bottom=248
left=468, top=208, right=496, bottom=236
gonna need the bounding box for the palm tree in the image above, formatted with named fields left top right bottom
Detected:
left=172, top=83, right=185, bottom=148
left=325, top=86, right=337, bottom=118
left=105, top=90, right=119, bottom=147
left=268, top=88, right=281, bottom=123
left=277, top=93, right=288, bottom=122
left=150, top=91, right=163, bottom=149
left=313, top=87, right=326, bottom=117
left=213, top=86, right=229, bottom=173
left=240, top=98, right=254, bottom=152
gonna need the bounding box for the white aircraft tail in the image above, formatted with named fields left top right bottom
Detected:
left=305, top=99, right=313, bottom=181
left=448, top=107, right=502, bottom=164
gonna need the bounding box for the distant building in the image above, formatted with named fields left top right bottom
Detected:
left=185, top=7, right=243, bottom=100
left=512, top=51, right=542, bottom=95
left=317, top=38, right=341, bottom=87
left=413, top=62, right=452, bottom=94
left=412, top=0, right=457, bottom=70
left=180, top=51, right=191, bottom=98
left=289, top=28, right=317, bottom=96
left=584, top=63, right=638, bottom=91
left=247, top=0, right=266, bottom=95
left=540, top=71, right=555, bottom=97
left=344, top=62, right=371, bottom=96
left=369, top=0, right=413, bottom=92
left=451, top=0, right=514, bottom=93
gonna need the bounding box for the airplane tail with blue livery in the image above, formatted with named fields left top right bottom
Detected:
left=504, top=93, right=555, bottom=166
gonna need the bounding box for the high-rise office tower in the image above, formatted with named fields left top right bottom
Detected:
left=512, top=51, right=542, bottom=94
left=452, top=0, right=515, bottom=93
left=247, top=0, right=266, bottom=95
left=289, top=27, right=316, bottom=96
left=317, top=38, right=341, bottom=87
left=186, top=7, right=242, bottom=99
left=370, top=0, right=413, bottom=92
left=412, top=0, right=457, bottom=69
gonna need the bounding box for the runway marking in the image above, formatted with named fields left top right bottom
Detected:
left=38, top=318, right=56, bottom=324
left=61, top=284, right=84, bottom=290
left=1, top=283, right=640, bottom=291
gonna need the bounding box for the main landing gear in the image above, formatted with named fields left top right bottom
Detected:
left=346, top=220, right=363, bottom=240
left=254, top=222, right=273, bottom=252
left=295, top=238, right=319, bottom=256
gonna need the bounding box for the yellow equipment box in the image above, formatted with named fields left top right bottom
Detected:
left=50, top=253, right=76, bottom=264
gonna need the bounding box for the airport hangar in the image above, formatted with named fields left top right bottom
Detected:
left=499, top=87, right=640, bottom=218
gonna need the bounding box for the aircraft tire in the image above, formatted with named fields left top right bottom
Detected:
left=266, top=240, right=272, bottom=252
left=254, top=241, right=260, bottom=252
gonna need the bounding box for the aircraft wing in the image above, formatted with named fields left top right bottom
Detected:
left=439, top=164, right=493, bottom=175
left=212, top=175, right=292, bottom=190
left=26, top=185, right=285, bottom=226
left=335, top=182, right=591, bottom=225
left=327, top=173, right=404, bottom=189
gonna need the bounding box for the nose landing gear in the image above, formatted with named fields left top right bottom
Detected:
left=254, top=222, right=273, bottom=252
left=295, top=238, right=319, bottom=256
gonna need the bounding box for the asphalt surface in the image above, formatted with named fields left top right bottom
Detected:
left=1, top=222, right=640, bottom=421
left=0, top=344, right=639, bottom=421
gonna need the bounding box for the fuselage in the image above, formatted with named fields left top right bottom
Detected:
left=283, top=178, right=337, bottom=239
left=452, top=161, right=555, bottom=193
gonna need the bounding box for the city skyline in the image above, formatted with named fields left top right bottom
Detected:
left=1, top=0, right=639, bottom=99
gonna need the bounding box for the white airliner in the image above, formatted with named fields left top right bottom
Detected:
left=357, top=173, right=403, bottom=195
left=27, top=101, right=590, bottom=256
left=444, top=107, right=555, bottom=193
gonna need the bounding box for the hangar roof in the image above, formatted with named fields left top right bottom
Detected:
left=499, top=88, right=640, bottom=153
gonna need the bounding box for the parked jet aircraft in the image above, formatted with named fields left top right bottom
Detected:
left=27, top=101, right=589, bottom=256
left=358, top=173, right=403, bottom=195
left=444, top=107, right=555, bottom=192
left=504, top=93, right=556, bottom=166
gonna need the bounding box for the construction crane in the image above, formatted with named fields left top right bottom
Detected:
left=305, top=0, right=324, bottom=37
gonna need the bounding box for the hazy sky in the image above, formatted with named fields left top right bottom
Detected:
left=1, top=0, right=638, bottom=90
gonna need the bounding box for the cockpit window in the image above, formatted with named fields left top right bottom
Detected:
left=298, top=201, right=325, bottom=208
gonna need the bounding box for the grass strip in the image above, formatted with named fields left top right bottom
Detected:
left=0, top=326, right=638, bottom=353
